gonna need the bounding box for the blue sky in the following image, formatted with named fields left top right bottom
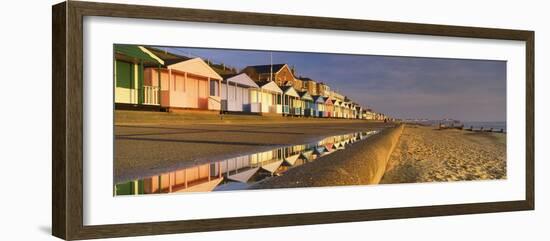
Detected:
left=156, top=46, right=506, bottom=122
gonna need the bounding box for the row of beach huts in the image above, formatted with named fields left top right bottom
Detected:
left=114, top=45, right=390, bottom=120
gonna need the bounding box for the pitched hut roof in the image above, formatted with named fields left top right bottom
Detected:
left=324, top=96, right=334, bottom=105
left=168, top=58, right=223, bottom=80
left=222, top=73, right=259, bottom=88
left=115, top=45, right=164, bottom=65
left=312, top=95, right=325, bottom=103
left=174, top=178, right=223, bottom=193
left=280, top=86, right=300, bottom=97
left=146, top=47, right=237, bottom=75
left=144, top=47, right=190, bottom=66
left=297, top=91, right=313, bottom=101
left=227, top=167, right=260, bottom=183
left=257, top=81, right=283, bottom=93
left=211, top=63, right=238, bottom=75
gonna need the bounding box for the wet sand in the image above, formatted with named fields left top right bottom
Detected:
left=115, top=120, right=393, bottom=183
left=380, top=125, right=506, bottom=184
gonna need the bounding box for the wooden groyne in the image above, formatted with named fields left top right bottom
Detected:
left=437, top=123, right=464, bottom=130
left=438, top=123, right=506, bottom=133
left=462, top=126, right=506, bottom=133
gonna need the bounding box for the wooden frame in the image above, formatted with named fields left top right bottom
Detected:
left=52, top=1, right=535, bottom=240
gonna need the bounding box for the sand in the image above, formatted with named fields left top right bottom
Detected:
left=380, top=125, right=506, bottom=184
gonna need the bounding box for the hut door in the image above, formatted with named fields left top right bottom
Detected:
left=198, top=79, right=208, bottom=109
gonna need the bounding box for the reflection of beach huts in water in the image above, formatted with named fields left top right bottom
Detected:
left=283, top=152, right=301, bottom=166
left=249, top=150, right=284, bottom=174
left=250, top=81, right=283, bottom=114
left=313, top=146, right=328, bottom=158
left=115, top=129, right=377, bottom=195
left=220, top=73, right=259, bottom=113
left=114, top=45, right=165, bottom=107
left=300, top=149, right=315, bottom=161
left=280, top=86, right=300, bottom=116
left=144, top=57, right=223, bottom=111
left=215, top=155, right=253, bottom=175
left=249, top=150, right=278, bottom=166
left=213, top=155, right=260, bottom=183
left=115, top=164, right=224, bottom=195
left=298, top=91, right=315, bottom=117
left=312, top=95, right=325, bottom=118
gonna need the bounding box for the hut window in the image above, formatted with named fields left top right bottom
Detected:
left=210, top=80, right=219, bottom=97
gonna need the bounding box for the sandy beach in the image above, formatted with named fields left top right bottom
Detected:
left=380, top=125, right=506, bottom=184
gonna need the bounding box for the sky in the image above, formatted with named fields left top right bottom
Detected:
left=156, top=46, right=506, bottom=122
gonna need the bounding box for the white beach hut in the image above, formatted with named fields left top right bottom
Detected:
left=221, top=73, right=260, bottom=113
left=250, top=81, right=283, bottom=114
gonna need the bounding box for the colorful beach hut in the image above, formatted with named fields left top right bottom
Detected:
left=280, top=86, right=300, bottom=116
left=355, top=105, right=362, bottom=119
left=333, top=100, right=342, bottom=118
left=324, top=96, right=334, bottom=117
left=298, top=91, right=315, bottom=117
left=250, top=81, right=283, bottom=114
left=220, top=73, right=259, bottom=113
left=343, top=101, right=351, bottom=119
left=312, top=95, right=325, bottom=118
left=144, top=58, right=223, bottom=111
left=114, top=45, right=164, bottom=107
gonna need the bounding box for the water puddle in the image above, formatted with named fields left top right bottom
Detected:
left=114, top=130, right=380, bottom=196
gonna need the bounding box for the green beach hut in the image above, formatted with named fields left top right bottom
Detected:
left=114, top=45, right=164, bottom=108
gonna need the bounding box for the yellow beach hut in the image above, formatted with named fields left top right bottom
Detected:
left=250, top=81, right=283, bottom=114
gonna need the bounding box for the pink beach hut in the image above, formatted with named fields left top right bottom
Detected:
left=144, top=58, right=223, bottom=111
